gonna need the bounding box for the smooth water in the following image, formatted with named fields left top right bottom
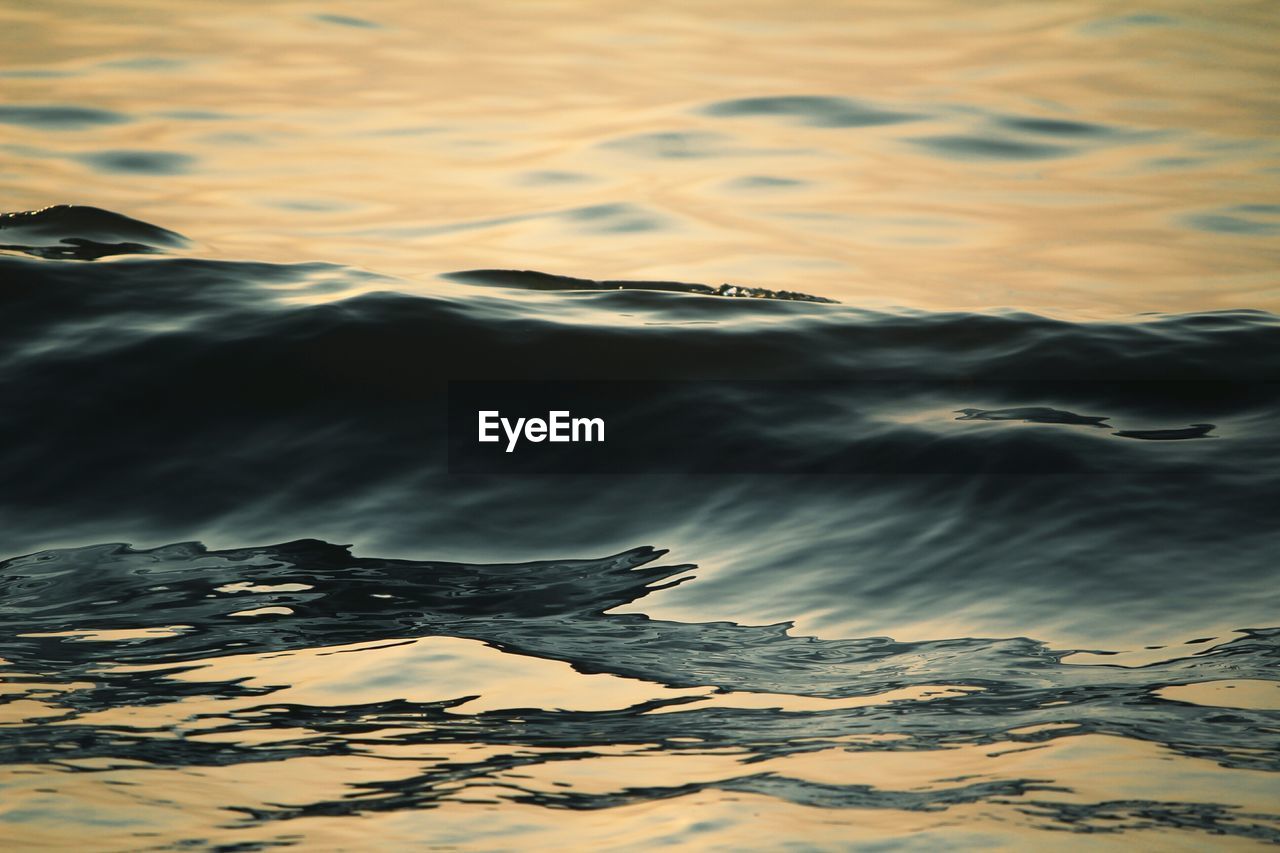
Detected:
left=2, top=1, right=1279, bottom=850
left=4, top=0, right=1279, bottom=317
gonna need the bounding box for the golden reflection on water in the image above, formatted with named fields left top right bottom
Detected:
left=5, top=632, right=1278, bottom=849
left=2, top=0, right=1278, bottom=315
left=110, top=636, right=711, bottom=713
left=1159, top=679, right=1280, bottom=711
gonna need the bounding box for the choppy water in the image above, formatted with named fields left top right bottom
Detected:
left=3, top=1, right=1280, bottom=850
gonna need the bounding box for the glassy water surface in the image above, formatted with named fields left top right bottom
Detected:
left=1, top=1, right=1278, bottom=850
left=3, top=0, right=1279, bottom=315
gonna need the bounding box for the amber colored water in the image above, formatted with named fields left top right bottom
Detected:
left=2, top=2, right=1279, bottom=850
left=2, top=0, right=1278, bottom=316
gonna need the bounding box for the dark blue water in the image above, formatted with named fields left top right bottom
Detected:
left=2, top=206, right=1278, bottom=848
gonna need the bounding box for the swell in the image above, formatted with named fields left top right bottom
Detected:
left=1, top=216, right=1278, bottom=642
left=0, top=204, right=188, bottom=260
left=2, top=252, right=1278, bottom=488
left=1, top=208, right=1278, bottom=844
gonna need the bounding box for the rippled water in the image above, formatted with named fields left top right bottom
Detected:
left=4, top=0, right=1280, bottom=316
left=2, top=1, right=1280, bottom=850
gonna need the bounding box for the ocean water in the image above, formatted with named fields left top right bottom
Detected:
left=2, top=1, right=1279, bottom=850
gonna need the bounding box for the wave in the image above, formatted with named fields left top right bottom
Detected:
left=2, top=207, right=1278, bottom=847
left=0, top=203, right=188, bottom=260
left=1, top=207, right=1277, bottom=626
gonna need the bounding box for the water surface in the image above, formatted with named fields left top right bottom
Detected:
left=2, top=1, right=1279, bottom=850
left=2, top=0, right=1278, bottom=315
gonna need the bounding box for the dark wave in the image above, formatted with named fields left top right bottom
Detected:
left=1, top=210, right=1278, bottom=619
left=0, top=203, right=188, bottom=260
left=1, top=208, right=1278, bottom=846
